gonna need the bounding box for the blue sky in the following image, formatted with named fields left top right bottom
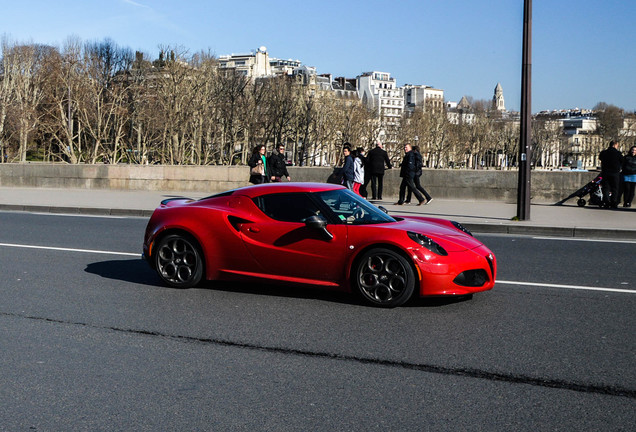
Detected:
left=1, top=0, right=634, bottom=113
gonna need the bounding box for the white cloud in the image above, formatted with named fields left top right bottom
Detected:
left=122, top=0, right=151, bottom=9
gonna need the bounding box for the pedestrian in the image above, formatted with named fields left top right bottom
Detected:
left=622, top=145, right=636, bottom=208
left=268, top=144, right=291, bottom=182
left=352, top=147, right=365, bottom=196
left=341, top=144, right=355, bottom=191
left=405, top=145, right=433, bottom=204
left=357, top=147, right=369, bottom=198
left=248, top=144, right=269, bottom=184
left=599, top=140, right=623, bottom=208
left=395, top=143, right=425, bottom=205
left=365, top=140, right=392, bottom=200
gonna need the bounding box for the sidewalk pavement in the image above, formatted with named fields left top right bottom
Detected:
left=0, top=186, right=634, bottom=240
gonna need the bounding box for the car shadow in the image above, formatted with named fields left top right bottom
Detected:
left=85, top=259, right=475, bottom=308
left=85, top=258, right=161, bottom=285
left=405, top=294, right=474, bottom=308
left=84, top=258, right=359, bottom=305
left=206, top=280, right=361, bottom=306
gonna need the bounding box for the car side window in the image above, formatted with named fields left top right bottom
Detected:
left=255, top=193, right=322, bottom=223
left=316, top=189, right=395, bottom=225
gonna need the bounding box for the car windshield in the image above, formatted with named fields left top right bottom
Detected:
left=316, top=189, right=396, bottom=225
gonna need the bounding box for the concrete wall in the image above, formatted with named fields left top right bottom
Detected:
left=0, top=163, right=599, bottom=203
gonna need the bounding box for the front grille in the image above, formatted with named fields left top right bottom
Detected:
left=453, top=269, right=489, bottom=287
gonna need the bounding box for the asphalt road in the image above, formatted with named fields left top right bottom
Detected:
left=0, top=211, right=634, bottom=431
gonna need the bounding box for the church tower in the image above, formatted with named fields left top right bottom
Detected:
left=493, top=83, right=505, bottom=111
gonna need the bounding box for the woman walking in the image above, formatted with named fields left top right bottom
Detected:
left=248, top=145, right=269, bottom=184
left=352, top=147, right=366, bottom=197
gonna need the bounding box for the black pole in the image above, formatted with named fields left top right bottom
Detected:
left=517, top=0, right=532, bottom=220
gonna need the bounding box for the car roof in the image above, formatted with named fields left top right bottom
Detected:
left=232, top=182, right=345, bottom=198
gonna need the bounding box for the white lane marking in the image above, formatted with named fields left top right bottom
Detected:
left=0, top=242, right=139, bottom=257
left=497, top=280, right=636, bottom=294
left=0, top=210, right=134, bottom=219
left=532, top=236, right=636, bottom=244
left=477, top=233, right=636, bottom=244
left=1, top=242, right=633, bottom=293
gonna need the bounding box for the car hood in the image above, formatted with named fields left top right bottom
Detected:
left=381, top=217, right=484, bottom=252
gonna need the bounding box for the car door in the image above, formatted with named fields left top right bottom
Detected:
left=239, top=192, right=349, bottom=286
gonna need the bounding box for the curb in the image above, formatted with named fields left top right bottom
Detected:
left=0, top=204, right=154, bottom=217
left=463, top=222, right=636, bottom=240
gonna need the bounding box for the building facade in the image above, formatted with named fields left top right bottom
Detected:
left=218, top=46, right=272, bottom=79
left=403, top=84, right=444, bottom=113
left=357, top=71, right=404, bottom=122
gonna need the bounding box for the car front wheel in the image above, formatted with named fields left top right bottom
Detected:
left=354, top=248, right=416, bottom=307
left=155, top=234, right=203, bottom=288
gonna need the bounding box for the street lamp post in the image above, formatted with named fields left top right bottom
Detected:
left=517, top=0, right=532, bottom=220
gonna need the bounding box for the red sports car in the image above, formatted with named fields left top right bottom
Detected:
left=143, top=183, right=496, bottom=307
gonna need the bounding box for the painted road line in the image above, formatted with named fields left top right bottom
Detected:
left=0, top=210, right=131, bottom=219
left=532, top=236, right=636, bottom=244
left=477, top=233, right=636, bottom=244
left=0, top=242, right=139, bottom=257
left=2, top=242, right=634, bottom=293
left=497, top=280, right=636, bottom=294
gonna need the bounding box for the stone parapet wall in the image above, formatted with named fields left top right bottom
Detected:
left=0, top=163, right=598, bottom=203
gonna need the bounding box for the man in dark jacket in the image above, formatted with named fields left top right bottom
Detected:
left=395, top=144, right=424, bottom=205
left=365, top=140, right=392, bottom=200
left=268, top=144, right=291, bottom=182
left=599, top=140, right=623, bottom=208
left=342, top=145, right=355, bottom=190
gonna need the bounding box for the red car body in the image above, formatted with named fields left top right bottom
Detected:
left=143, top=183, right=496, bottom=307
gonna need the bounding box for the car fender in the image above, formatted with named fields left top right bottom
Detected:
left=344, top=230, right=420, bottom=291
left=147, top=206, right=251, bottom=280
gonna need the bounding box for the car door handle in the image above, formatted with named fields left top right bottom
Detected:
left=248, top=227, right=260, bottom=233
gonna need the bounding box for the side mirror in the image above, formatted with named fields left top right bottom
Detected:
left=303, top=215, right=334, bottom=240
left=304, top=215, right=327, bottom=229
left=378, top=205, right=389, bottom=214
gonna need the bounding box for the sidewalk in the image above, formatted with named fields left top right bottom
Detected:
left=0, top=186, right=634, bottom=240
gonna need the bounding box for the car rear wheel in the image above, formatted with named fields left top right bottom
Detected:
left=155, top=234, right=203, bottom=288
left=354, top=248, right=415, bottom=307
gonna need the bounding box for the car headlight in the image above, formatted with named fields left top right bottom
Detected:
left=451, top=221, right=473, bottom=236
left=407, top=231, right=448, bottom=256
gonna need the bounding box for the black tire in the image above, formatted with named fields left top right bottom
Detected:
left=354, top=248, right=416, bottom=307
left=577, top=198, right=586, bottom=207
left=154, top=234, right=204, bottom=288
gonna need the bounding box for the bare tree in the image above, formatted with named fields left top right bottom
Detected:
left=213, top=68, right=250, bottom=164
left=594, top=102, right=624, bottom=141
left=418, top=109, right=451, bottom=168
left=150, top=46, right=209, bottom=165
left=260, top=75, right=299, bottom=150
left=70, top=39, right=134, bottom=163
left=336, top=97, right=375, bottom=148
left=493, top=119, right=519, bottom=169
left=2, top=42, right=48, bottom=162
left=531, top=118, right=562, bottom=168
left=306, top=94, right=341, bottom=166
left=0, top=37, right=16, bottom=162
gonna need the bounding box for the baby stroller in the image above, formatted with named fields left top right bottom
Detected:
left=555, top=175, right=603, bottom=207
